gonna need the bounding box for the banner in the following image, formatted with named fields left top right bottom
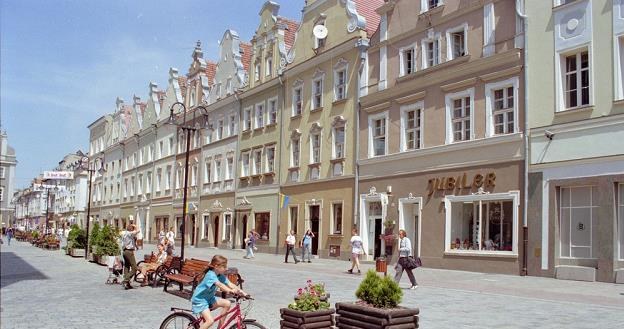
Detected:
left=43, top=171, right=74, bottom=180
left=280, top=194, right=290, bottom=209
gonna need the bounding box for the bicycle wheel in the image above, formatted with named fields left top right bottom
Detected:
left=160, top=312, right=199, bottom=329
left=228, top=320, right=267, bottom=329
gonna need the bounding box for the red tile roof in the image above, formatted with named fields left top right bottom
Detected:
left=205, top=61, right=217, bottom=86
left=278, top=17, right=300, bottom=50
left=354, top=0, right=384, bottom=37
left=239, top=42, right=252, bottom=71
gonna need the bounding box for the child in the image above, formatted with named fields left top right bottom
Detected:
left=192, top=255, right=247, bottom=329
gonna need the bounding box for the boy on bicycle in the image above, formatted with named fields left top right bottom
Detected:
left=192, top=255, right=247, bottom=329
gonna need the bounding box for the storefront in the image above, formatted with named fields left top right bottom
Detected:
left=359, top=162, right=524, bottom=275
left=198, top=193, right=235, bottom=249
left=150, top=201, right=172, bottom=241
left=234, top=190, right=279, bottom=253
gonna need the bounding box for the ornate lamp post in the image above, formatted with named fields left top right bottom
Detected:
left=79, top=156, right=105, bottom=259
left=167, top=102, right=209, bottom=261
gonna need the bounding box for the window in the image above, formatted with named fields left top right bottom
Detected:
left=618, top=184, right=624, bottom=260
left=423, top=37, right=440, bottom=68
left=265, top=147, right=275, bottom=173
left=229, top=115, right=236, bottom=135
left=268, top=98, right=277, bottom=125
left=165, top=166, right=172, bottom=190
left=137, top=174, right=143, bottom=195
left=421, top=0, right=441, bottom=12
left=169, top=137, right=174, bottom=155
left=0, top=167, right=5, bottom=178
left=333, top=126, right=345, bottom=159
left=241, top=153, right=250, bottom=177
left=148, top=144, right=154, bottom=162
left=253, top=150, right=262, bottom=175
left=401, top=103, right=423, bottom=151
left=0, top=187, right=4, bottom=202
left=146, top=172, right=152, bottom=193
left=243, top=108, right=252, bottom=131
left=226, top=157, right=233, bottom=180
left=254, top=212, right=270, bottom=241
left=445, top=88, right=474, bottom=143
left=485, top=78, right=518, bottom=137
left=266, top=57, right=273, bottom=77
left=255, top=103, right=265, bottom=129
left=312, top=78, right=323, bottom=110
left=311, top=133, right=321, bottom=164
left=293, top=86, right=303, bottom=116
left=447, top=26, right=467, bottom=60
left=289, top=206, right=298, bottom=234
left=290, top=170, right=299, bottom=182
left=369, top=113, right=388, bottom=157
left=334, top=68, right=347, bottom=101
left=130, top=178, right=135, bottom=196
left=291, top=138, right=300, bottom=167
left=156, top=169, right=162, bottom=192
left=445, top=192, right=518, bottom=255
left=192, top=164, right=199, bottom=186
left=204, top=160, right=212, bottom=184
left=560, top=186, right=598, bottom=258
left=332, top=202, right=343, bottom=234
left=400, top=47, right=415, bottom=76
left=563, top=50, right=590, bottom=109
left=226, top=78, right=232, bottom=95
left=159, top=141, right=164, bottom=159
left=216, top=83, right=222, bottom=99
left=214, top=159, right=221, bottom=182
left=254, top=62, right=260, bottom=81
left=217, top=120, right=224, bottom=140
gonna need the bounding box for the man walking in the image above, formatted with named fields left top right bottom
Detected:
left=121, top=224, right=139, bottom=290
left=284, top=230, right=299, bottom=264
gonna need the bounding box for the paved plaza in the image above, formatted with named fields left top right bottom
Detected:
left=1, top=240, right=623, bottom=329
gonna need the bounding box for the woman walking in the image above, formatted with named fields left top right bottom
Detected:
left=244, top=230, right=259, bottom=259
left=394, top=229, right=418, bottom=289
left=348, top=228, right=364, bottom=274
left=300, top=229, right=315, bottom=263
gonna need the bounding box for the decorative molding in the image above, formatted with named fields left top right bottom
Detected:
left=290, top=129, right=302, bottom=139
left=440, top=77, right=477, bottom=92
left=332, top=115, right=346, bottom=127
left=395, top=91, right=426, bottom=104
left=341, top=0, right=366, bottom=33
left=312, top=68, right=325, bottom=79
left=361, top=101, right=391, bottom=114
left=479, top=66, right=523, bottom=82
left=310, top=122, right=322, bottom=133
left=333, top=58, right=349, bottom=69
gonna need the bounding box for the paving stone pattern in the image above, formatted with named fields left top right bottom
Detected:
left=1, top=241, right=623, bottom=329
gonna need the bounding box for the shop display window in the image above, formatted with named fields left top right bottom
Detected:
left=255, top=212, right=270, bottom=241
left=619, top=184, right=624, bottom=260
left=560, top=186, right=598, bottom=259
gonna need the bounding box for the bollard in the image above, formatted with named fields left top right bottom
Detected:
left=376, top=257, right=387, bottom=276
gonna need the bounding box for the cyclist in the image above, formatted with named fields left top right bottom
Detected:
left=192, top=255, right=247, bottom=329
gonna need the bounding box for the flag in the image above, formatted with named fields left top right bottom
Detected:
left=280, top=194, right=290, bottom=208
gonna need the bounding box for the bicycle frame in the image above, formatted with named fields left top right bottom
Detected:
left=212, top=302, right=243, bottom=329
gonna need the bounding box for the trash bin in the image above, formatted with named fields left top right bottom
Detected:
left=376, top=257, right=387, bottom=276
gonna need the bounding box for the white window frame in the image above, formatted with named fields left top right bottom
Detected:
left=446, top=23, right=468, bottom=60
left=310, top=132, right=322, bottom=164
left=332, top=124, right=346, bottom=159
left=485, top=77, right=519, bottom=137
left=243, top=107, right=252, bottom=131
left=265, top=56, right=273, bottom=77
left=560, top=186, right=598, bottom=259
left=229, top=114, right=236, bottom=136
left=214, top=158, right=222, bottom=182
left=217, top=120, right=224, bottom=140
left=444, top=191, right=519, bottom=256
left=255, top=102, right=265, bottom=129
left=165, top=166, right=172, bottom=190
left=445, top=88, right=475, bottom=144
left=226, top=157, right=234, bottom=180
left=615, top=34, right=624, bottom=100
left=618, top=183, right=624, bottom=260
left=168, top=137, right=174, bottom=156
left=312, top=76, right=324, bottom=110
left=204, top=158, right=212, bottom=184
left=422, top=32, right=441, bottom=68
left=241, top=152, right=250, bottom=177
left=0, top=167, right=4, bottom=179
left=399, top=44, right=417, bottom=76
left=331, top=201, right=344, bottom=235
left=421, top=0, right=442, bottom=13
left=265, top=146, right=275, bottom=173
left=156, top=169, right=162, bottom=192
left=254, top=62, right=260, bottom=81
left=314, top=20, right=326, bottom=49
left=292, top=81, right=304, bottom=117
left=368, top=111, right=389, bottom=157
left=268, top=97, right=278, bottom=125
left=556, top=46, right=592, bottom=112
left=333, top=59, right=348, bottom=101
left=400, top=101, right=424, bottom=151
left=253, top=149, right=263, bottom=175
left=291, top=137, right=300, bottom=167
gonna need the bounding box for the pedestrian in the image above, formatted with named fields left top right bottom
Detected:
left=348, top=228, right=364, bottom=274
left=284, top=230, right=299, bottom=264
left=394, top=229, right=418, bottom=290
left=300, top=229, right=314, bottom=263
left=7, top=228, right=13, bottom=246
left=244, top=230, right=259, bottom=259
left=121, top=224, right=139, bottom=290
left=166, top=226, right=175, bottom=253
left=158, top=229, right=166, bottom=245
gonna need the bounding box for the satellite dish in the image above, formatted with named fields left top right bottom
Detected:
left=313, top=25, right=328, bottom=39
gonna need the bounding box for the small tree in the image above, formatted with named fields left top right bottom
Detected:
left=96, top=225, right=120, bottom=256
left=355, top=270, right=403, bottom=308
left=89, top=222, right=101, bottom=254
left=67, top=224, right=86, bottom=249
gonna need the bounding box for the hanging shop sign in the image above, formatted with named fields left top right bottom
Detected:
left=43, top=171, right=74, bottom=180
left=427, top=172, right=496, bottom=196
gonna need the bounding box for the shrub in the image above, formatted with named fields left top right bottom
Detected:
left=67, top=224, right=86, bottom=249
left=355, top=270, right=403, bottom=308
left=96, top=225, right=120, bottom=256
left=89, top=222, right=101, bottom=252
left=288, top=280, right=330, bottom=312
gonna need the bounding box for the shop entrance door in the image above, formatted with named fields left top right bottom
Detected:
left=240, top=215, right=248, bottom=249
left=309, top=205, right=320, bottom=255
left=213, top=216, right=219, bottom=247
left=368, top=201, right=383, bottom=258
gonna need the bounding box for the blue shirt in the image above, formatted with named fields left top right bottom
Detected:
left=191, top=270, right=230, bottom=314
left=303, top=234, right=312, bottom=246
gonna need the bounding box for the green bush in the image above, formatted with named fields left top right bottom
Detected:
left=96, top=225, right=120, bottom=256
left=67, top=224, right=86, bottom=249
left=355, top=270, right=403, bottom=308
left=32, top=231, right=40, bottom=239
left=89, top=222, right=101, bottom=252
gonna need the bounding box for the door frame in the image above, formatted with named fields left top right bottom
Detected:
left=398, top=196, right=423, bottom=257
left=304, top=199, right=323, bottom=256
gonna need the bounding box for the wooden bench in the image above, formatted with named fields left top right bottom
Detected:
left=45, top=239, right=60, bottom=250
left=163, top=258, right=210, bottom=293
left=135, top=255, right=180, bottom=288
left=219, top=267, right=245, bottom=298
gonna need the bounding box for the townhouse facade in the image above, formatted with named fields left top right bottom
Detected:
left=526, top=0, right=624, bottom=283
left=0, top=131, right=17, bottom=228
left=51, top=152, right=88, bottom=230
left=360, top=0, right=526, bottom=274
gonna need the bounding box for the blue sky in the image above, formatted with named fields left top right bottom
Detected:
left=0, top=0, right=302, bottom=188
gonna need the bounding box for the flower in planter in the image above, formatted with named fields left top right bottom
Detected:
left=288, top=279, right=330, bottom=312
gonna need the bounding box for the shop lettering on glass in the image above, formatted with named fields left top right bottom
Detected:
left=427, top=172, right=496, bottom=196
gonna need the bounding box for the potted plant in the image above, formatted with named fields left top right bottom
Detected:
left=88, top=223, right=101, bottom=262
left=280, top=280, right=335, bottom=329
left=95, top=225, right=120, bottom=266
left=67, top=224, right=87, bottom=257
left=335, top=270, right=419, bottom=329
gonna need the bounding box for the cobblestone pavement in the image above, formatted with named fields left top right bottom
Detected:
left=1, top=241, right=623, bottom=329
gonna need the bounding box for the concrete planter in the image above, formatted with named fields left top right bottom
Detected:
left=70, top=248, right=85, bottom=257
left=280, top=308, right=335, bottom=329
left=97, top=255, right=109, bottom=266
left=335, top=302, right=419, bottom=329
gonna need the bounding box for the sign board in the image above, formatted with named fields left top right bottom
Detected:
left=43, top=171, right=74, bottom=180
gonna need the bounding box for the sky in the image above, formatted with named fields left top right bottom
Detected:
left=0, top=0, right=303, bottom=188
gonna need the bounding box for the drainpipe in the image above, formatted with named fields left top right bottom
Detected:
left=516, top=0, right=529, bottom=276
left=276, top=72, right=285, bottom=255
left=149, top=123, right=158, bottom=244
left=355, top=39, right=368, bottom=231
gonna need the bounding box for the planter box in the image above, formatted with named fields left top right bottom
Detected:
left=70, top=248, right=86, bottom=257
left=97, top=255, right=109, bottom=266
left=335, top=302, right=419, bottom=329
left=280, top=308, right=336, bottom=329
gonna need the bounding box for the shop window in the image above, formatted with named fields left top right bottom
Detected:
left=203, top=215, right=210, bottom=239
left=560, top=186, right=598, bottom=258
left=618, top=184, right=624, bottom=260
left=255, top=212, right=271, bottom=241
left=289, top=206, right=298, bottom=234
left=445, top=193, right=518, bottom=254
left=224, top=214, right=232, bottom=241
left=332, top=202, right=343, bottom=234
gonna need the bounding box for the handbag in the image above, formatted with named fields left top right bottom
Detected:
left=405, top=256, right=422, bottom=269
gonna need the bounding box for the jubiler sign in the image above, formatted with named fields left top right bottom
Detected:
left=43, top=171, right=74, bottom=180
left=427, top=172, right=496, bottom=196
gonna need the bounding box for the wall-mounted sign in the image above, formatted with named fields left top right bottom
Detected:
left=43, top=171, right=74, bottom=180
left=427, top=172, right=496, bottom=196
left=329, top=245, right=341, bottom=257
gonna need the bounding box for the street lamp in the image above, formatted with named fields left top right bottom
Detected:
left=167, top=101, right=209, bottom=261
left=41, top=181, right=59, bottom=235
left=79, top=156, right=105, bottom=259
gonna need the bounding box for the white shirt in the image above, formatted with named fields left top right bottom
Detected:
left=286, top=234, right=296, bottom=246
left=350, top=235, right=363, bottom=254
left=166, top=231, right=175, bottom=244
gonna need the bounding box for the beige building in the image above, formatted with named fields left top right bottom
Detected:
left=526, top=0, right=624, bottom=283
left=359, top=0, right=526, bottom=274
left=280, top=0, right=382, bottom=260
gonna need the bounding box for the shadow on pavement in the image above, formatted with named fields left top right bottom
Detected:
left=1, top=252, right=49, bottom=288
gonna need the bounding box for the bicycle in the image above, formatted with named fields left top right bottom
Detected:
left=159, top=294, right=267, bottom=329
